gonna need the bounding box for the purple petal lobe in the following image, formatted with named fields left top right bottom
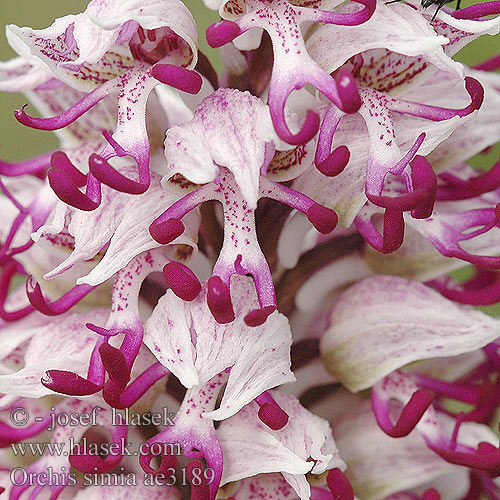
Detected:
left=257, top=402, right=289, bottom=430
left=151, top=64, right=202, bottom=95
left=149, top=218, right=185, bottom=244
left=244, top=305, right=277, bottom=327
left=99, top=343, right=130, bottom=387
left=335, top=69, right=361, bottom=114
left=327, top=468, right=354, bottom=500
left=41, top=370, right=101, bottom=396
left=316, top=145, right=350, bottom=177
left=163, top=262, right=202, bottom=301
left=48, top=167, right=99, bottom=211
left=207, top=276, right=235, bottom=324
left=89, top=154, right=148, bottom=194
left=372, top=388, right=435, bottom=438
left=51, top=151, right=86, bottom=187
left=307, top=203, right=338, bottom=234
left=206, top=21, right=241, bottom=48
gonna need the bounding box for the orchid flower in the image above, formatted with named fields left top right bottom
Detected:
left=205, top=0, right=377, bottom=145
left=217, top=390, right=345, bottom=500
left=6, top=0, right=202, bottom=207
left=149, top=87, right=338, bottom=325
left=1, top=0, right=500, bottom=499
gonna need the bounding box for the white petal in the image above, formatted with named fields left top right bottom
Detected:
left=320, top=275, right=500, bottom=392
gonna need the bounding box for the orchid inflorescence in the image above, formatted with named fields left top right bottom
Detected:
left=0, top=0, right=499, bottom=499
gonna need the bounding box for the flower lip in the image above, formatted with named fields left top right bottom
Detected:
left=88, top=154, right=149, bottom=195
left=149, top=217, right=185, bottom=244
left=206, top=20, right=241, bottom=49
left=151, top=64, right=203, bottom=94
left=316, top=145, right=350, bottom=177
left=327, top=468, right=354, bottom=500
left=163, top=261, right=202, bottom=302
left=207, top=275, right=236, bottom=324
left=41, top=370, right=102, bottom=396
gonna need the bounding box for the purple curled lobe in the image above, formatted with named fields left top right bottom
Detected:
left=41, top=370, right=101, bottom=396
left=255, top=391, right=289, bottom=430
left=206, top=0, right=375, bottom=145
left=0, top=260, right=35, bottom=321
left=26, top=276, right=96, bottom=316
left=366, top=153, right=438, bottom=219
left=14, top=23, right=203, bottom=209
left=327, top=468, right=354, bottom=500
left=452, top=0, right=500, bottom=18
left=207, top=275, right=236, bottom=324
left=151, top=64, right=203, bottom=95
left=437, top=158, right=500, bottom=201
left=163, top=261, right=202, bottom=302
left=371, top=387, right=435, bottom=438
left=206, top=20, right=242, bottom=49
left=428, top=267, right=500, bottom=306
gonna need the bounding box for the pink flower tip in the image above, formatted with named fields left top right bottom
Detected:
left=207, top=276, right=235, bottom=324
left=244, top=305, right=276, bottom=327
left=316, top=146, right=350, bottom=177
left=99, top=343, right=131, bottom=387
left=151, top=65, right=203, bottom=95
left=13, top=104, right=29, bottom=125
left=258, top=402, right=289, bottom=430
left=465, top=77, right=484, bottom=113
left=41, top=370, right=101, bottom=396
left=89, top=153, right=149, bottom=194
left=422, top=489, right=441, bottom=500
left=149, top=218, right=185, bottom=244
left=140, top=446, right=177, bottom=475
left=327, top=468, right=354, bottom=500
left=206, top=21, right=241, bottom=48
left=163, top=262, right=202, bottom=301
left=70, top=450, right=121, bottom=474
left=495, top=203, right=500, bottom=224
left=48, top=167, right=99, bottom=211
left=307, top=203, right=338, bottom=234
left=336, top=69, right=361, bottom=114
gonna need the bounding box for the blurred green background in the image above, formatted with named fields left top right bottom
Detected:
left=0, top=0, right=498, bottom=161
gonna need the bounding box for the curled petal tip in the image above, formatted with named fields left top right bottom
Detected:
left=244, top=305, right=276, bottom=327
left=152, top=64, right=203, bottom=95
left=373, top=388, right=435, bottom=438
left=281, top=110, right=320, bottom=146
left=327, top=468, right=354, bottom=500
left=140, top=447, right=177, bottom=475
left=495, top=203, right=500, bottom=224
left=41, top=370, right=101, bottom=396
left=69, top=451, right=120, bottom=474
left=48, top=167, right=99, bottom=211
left=50, top=151, right=86, bottom=187
left=99, top=343, right=130, bottom=387
left=89, top=153, right=149, bottom=194
left=316, top=145, right=350, bottom=177
left=258, top=402, right=289, bottom=430
left=422, top=489, right=441, bottom=500
left=13, top=104, right=29, bottom=125
left=207, top=276, right=235, bottom=324
left=206, top=21, right=241, bottom=48
left=336, top=70, right=361, bottom=114
left=307, top=203, right=338, bottom=234
left=465, top=77, right=484, bottom=113
left=163, top=262, right=202, bottom=301
left=149, top=218, right=185, bottom=244
left=86, top=323, right=120, bottom=337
